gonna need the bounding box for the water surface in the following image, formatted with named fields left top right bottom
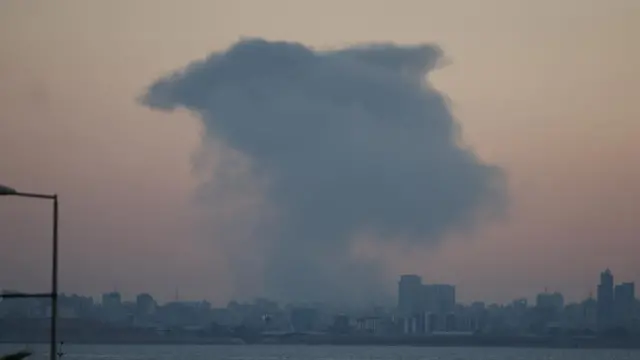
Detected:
left=1, top=344, right=638, bottom=360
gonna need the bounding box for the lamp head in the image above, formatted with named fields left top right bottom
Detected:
left=0, top=184, right=17, bottom=196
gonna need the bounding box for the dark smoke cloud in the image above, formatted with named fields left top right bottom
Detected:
left=142, top=38, right=506, bottom=304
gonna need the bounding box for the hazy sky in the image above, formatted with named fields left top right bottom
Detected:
left=1, top=0, right=639, bottom=305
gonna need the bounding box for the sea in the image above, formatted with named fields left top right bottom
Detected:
left=0, top=344, right=639, bottom=360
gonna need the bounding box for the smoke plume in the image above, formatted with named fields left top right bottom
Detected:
left=141, top=38, right=506, bottom=304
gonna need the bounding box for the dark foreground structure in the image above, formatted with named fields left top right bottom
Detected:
left=1, top=319, right=639, bottom=350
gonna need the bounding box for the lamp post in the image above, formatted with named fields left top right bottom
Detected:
left=0, top=183, right=58, bottom=360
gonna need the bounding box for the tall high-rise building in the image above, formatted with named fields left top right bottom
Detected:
left=614, top=282, right=635, bottom=328
left=423, top=284, right=456, bottom=315
left=398, top=275, right=422, bottom=315
left=597, top=269, right=614, bottom=330
left=421, top=284, right=456, bottom=332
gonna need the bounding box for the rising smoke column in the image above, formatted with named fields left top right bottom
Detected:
left=142, top=39, right=506, bottom=304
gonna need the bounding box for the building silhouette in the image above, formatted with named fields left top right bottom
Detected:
left=597, top=269, right=614, bottom=330
left=398, top=275, right=423, bottom=316
left=135, top=293, right=156, bottom=317
left=614, top=282, right=635, bottom=328
left=397, top=275, right=457, bottom=333
left=536, top=292, right=564, bottom=313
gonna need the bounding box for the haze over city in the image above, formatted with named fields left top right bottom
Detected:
left=1, top=0, right=639, bottom=307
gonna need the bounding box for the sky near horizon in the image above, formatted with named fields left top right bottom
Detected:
left=1, top=0, right=639, bottom=305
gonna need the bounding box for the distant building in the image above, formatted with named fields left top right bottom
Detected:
left=397, top=275, right=456, bottom=332
left=565, top=298, right=598, bottom=331
left=445, top=313, right=456, bottom=331
left=101, top=291, right=125, bottom=323
left=158, top=300, right=211, bottom=327
left=425, top=312, right=437, bottom=333
left=398, top=275, right=423, bottom=315
left=402, top=313, right=428, bottom=334
left=513, top=298, right=528, bottom=308
left=422, top=284, right=456, bottom=332
left=0, top=290, right=43, bottom=318
left=536, top=292, right=564, bottom=312
left=59, top=293, right=94, bottom=319
left=102, top=292, right=122, bottom=308
left=507, top=298, right=529, bottom=330
left=453, top=309, right=479, bottom=333
left=531, top=292, right=564, bottom=331
left=597, top=269, right=615, bottom=330
left=471, top=302, right=486, bottom=312
left=136, top=293, right=156, bottom=317
left=469, top=302, right=487, bottom=331
left=356, top=316, right=380, bottom=334
left=423, top=284, right=456, bottom=315
left=614, top=282, right=635, bottom=328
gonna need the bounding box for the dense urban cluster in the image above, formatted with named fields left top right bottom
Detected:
left=396, top=269, right=637, bottom=337
left=0, top=269, right=638, bottom=344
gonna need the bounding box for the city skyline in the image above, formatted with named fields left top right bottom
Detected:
left=1, top=269, right=635, bottom=340
left=2, top=0, right=640, bottom=304
left=3, top=268, right=633, bottom=310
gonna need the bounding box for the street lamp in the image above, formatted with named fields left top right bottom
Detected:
left=0, top=184, right=17, bottom=195
left=0, top=183, right=58, bottom=360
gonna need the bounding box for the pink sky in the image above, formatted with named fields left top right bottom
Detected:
left=1, top=0, right=639, bottom=305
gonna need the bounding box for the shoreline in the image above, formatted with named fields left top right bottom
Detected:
left=3, top=336, right=640, bottom=350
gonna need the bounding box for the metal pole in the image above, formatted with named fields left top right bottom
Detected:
left=50, top=195, right=58, bottom=360
left=0, top=186, right=59, bottom=358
